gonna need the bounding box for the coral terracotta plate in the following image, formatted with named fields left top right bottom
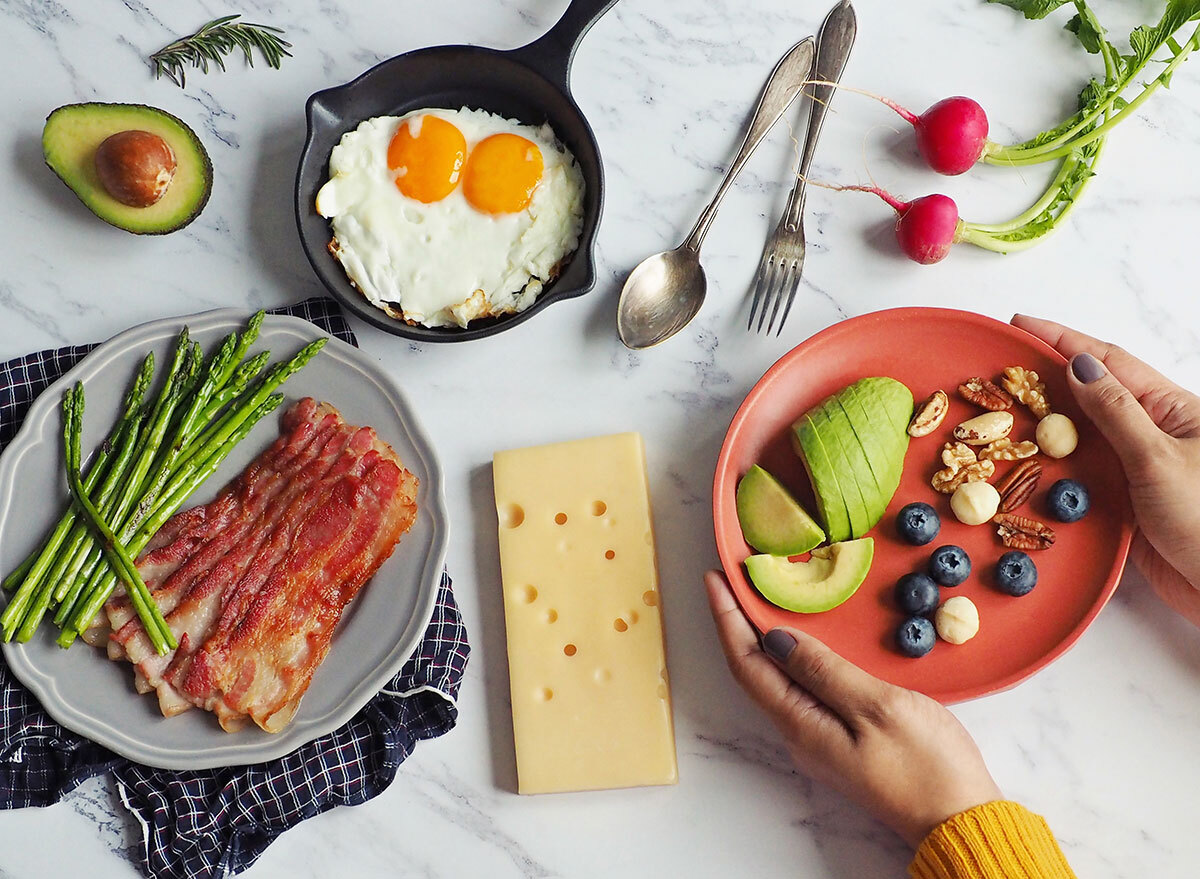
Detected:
left=713, top=308, right=1133, bottom=704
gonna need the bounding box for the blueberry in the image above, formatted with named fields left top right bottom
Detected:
left=896, top=616, right=936, bottom=657
left=895, top=572, right=940, bottom=616
left=929, top=545, right=971, bottom=587
left=897, top=502, right=940, bottom=546
left=1047, top=478, right=1090, bottom=523
left=995, top=550, right=1038, bottom=596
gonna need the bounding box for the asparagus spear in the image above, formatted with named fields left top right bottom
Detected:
left=49, top=396, right=150, bottom=603
left=50, top=398, right=156, bottom=617
left=43, top=385, right=175, bottom=653
left=0, top=354, right=154, bottom=638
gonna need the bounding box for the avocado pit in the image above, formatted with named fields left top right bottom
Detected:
left=95, top=130, right=177, bottom=208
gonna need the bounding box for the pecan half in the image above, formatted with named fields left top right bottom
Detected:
left=931, top=442, right=995, bottom=494
left=993, top=513, right=1056, bottom=550
left=908, top=390, right=949, bottom=437
left=978, top=438, right=1039, bottom=462
left=995, top=459, right=1043, bottom=513
left=959, top=377, right=1014, bottom=411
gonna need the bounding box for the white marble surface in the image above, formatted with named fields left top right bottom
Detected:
left=2, top=0, right=1199, bottom=876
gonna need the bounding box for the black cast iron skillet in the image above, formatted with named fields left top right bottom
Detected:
left=295, top=0, right=618, bottom=342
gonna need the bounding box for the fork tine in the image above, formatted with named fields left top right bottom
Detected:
left=764, top=260, right=793, bottom=335
left=756, top=260, right=785, bottom=334
left=774, top=264, right=803, bottom=336
left=748, top=256, right=777, bottom=331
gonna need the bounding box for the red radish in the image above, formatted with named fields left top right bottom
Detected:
left=804, top=81, right=993, bottom=175
left=840, top=186, right=962, bottom=264
left=891, top=97, right=990, bottom=176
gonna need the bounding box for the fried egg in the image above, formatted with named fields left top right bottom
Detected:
left=315, top=107, right=585, bottom=328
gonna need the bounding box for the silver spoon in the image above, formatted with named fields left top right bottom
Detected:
left=617, top=36, right=816, bottom=349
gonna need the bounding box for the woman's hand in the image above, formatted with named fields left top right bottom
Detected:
left=705, top=570, right=1002, bottom=848
left=1012, top=315, right=1200, bottom=627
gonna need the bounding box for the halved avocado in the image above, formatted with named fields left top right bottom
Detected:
left=745, top=538, right=874, bottom=613
left=42, top=102, right=212, bottom=234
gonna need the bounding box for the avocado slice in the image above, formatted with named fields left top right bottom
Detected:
left=855, top=379, right=914, bottom=479
left=835, top=394, right=890, bottom=498
left=808, top=406, right=872, bottom=538
left=745, top=538, right=874, bottom=613
left=842, top=384, right=906, bottom=508
left=858, top=377, right=915, bottom=439
left=820, top=399, right=886, bottom=529
left=43, top=103, right=212, bottom=234
left=736, top=465, right=825, bottom=556
left=792, top=414, right=852, bottom=543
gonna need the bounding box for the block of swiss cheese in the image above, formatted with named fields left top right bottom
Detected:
left=492, top=432, right=678, bottom=794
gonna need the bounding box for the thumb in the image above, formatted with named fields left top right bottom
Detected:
left=763, top=627, right=893, bottom=728
left=1068, top=352, right=1162, bottom=473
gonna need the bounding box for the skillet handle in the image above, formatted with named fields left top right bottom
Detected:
left=510, top=0, right=619, bottom=90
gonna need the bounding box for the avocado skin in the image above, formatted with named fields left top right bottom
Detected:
left=42, top=102, right=212, bottom=235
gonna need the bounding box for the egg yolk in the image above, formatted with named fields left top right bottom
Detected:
left=387, top=115, right=466, bottom=203
left=462, top=134, right=544, bottom=214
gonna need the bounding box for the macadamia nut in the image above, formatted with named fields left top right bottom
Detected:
left=950, top=481, right=1001, bottom=526
left=1036, top=413, right=1079, bottom=459
left=936, top=596, right=980, bottom=644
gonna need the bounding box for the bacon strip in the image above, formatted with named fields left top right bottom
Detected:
left=104, top=398, right=419, bottom=732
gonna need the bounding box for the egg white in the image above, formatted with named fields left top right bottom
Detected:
left=316, top=107, right=585, bottom=329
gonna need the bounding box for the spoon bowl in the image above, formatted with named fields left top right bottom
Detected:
left=616, top=247, right=707, bottom=349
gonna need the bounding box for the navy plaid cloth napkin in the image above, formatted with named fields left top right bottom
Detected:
left=0, top=297, right=469, bottom=879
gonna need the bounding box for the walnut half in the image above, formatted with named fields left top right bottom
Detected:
left=1002, top=366, right=1052, bottom=419
left=931, top=441, right=996, bottom=494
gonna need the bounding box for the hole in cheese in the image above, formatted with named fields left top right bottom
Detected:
left=519, top=585, right=538, bottom=604
left=563, top=644, right=577, bottom=656
left=613, top=618, right=628, bottom=633
left=594, top=668, right=611, bottom=684
left=642, top=591, right=658, bottom=607
left=500, top=504, right=525, bottom=528
left=629, top=610, right=639, bottom=624
left=604, top=549, right=616, bottom=560
left=554, top=512, right=568, bottom=525
left=545, top=609, right=558, bottom=623
left=592, top=500, right=607, bottom=516
left=538, top=688, right=554, bottom=701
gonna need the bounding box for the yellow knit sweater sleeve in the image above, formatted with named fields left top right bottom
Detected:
left=908, top=800, right=1077, bottom=879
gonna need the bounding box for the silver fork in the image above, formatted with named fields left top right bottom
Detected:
left=748, top=0, right=857, bottom=335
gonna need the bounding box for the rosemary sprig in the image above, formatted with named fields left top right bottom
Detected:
left=150, top=14, right=292, bottom=88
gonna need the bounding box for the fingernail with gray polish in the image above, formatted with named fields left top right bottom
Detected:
left=1071, top=352, right=1106, bottom=384
left=762, top=628, right=797, bottom=662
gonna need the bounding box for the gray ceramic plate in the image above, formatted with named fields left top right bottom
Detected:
left=0, top=309, right=449, bottom=769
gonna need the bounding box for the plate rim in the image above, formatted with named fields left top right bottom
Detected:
left=712, top=306, right=1134, bottom=704
left=0, top=307, right=450, bottom=768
